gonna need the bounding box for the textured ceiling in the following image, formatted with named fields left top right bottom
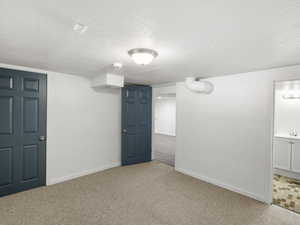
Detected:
left=0, top=0, right=299, bottom=84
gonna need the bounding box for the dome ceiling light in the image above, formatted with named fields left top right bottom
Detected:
left=128, top=48, right=158, bottom=65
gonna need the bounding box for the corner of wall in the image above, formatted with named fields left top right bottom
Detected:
left=175, top=167, right=268, bottom=203
left=47, top=162, right=121, bottom=186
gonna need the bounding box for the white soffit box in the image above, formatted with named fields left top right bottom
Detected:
left=91, top=73, right=124, bottom=88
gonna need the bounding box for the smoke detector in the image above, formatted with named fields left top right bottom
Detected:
left=185, top=77, right=214, bottom=94
left=73, top=23, right=88, bottom=34
left=112, top=62, right=123, bottom=69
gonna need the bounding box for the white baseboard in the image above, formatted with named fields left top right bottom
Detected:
left=175, top=167, right=267, bottom=203
left=47, top=162, right=121, bottom=186
left=274, top=168, right=300, bottom=180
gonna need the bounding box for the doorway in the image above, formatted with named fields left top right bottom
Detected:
left=272, top=80, right=300, bottom=213
left=0, top=68, right=47, bottom=197
left=152, top=85, right=176, bottom=166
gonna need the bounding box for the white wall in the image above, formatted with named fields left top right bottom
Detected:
left=274, top=81, right=300, bottom=136
left=175, top=65, right=300, bottom=203
left=47, top=73, right=121, bottom=185
left=0, top=63, right=121, bottom=185
left=155, top=98, right=176, bottom=136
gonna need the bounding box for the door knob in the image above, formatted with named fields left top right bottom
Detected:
left=123, top=129, right=127, bottom=133
left=39, top=136, right=46, bottom=141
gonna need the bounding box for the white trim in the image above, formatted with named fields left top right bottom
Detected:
left=0, top=62, right=85, bottom=78
left=267, top=81, right=276, bottom=205
left=274, top=168, right=300, bottom=180
left=151, top=82, right=177, bottom=88
left=154, top=131, right=176, bottom=137
left=47, top=162, right=121, bottom=186
left=175, top=167, right=267, bottom=203
left=271, top=204, right=300, bottom=216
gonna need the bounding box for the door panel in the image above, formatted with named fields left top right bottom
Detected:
left=126, top=135, right=137, bottom=158
left=0, top=147, right=12, bottom=186
left=274, top=139, right=291, bottom=171
left=22, top=145, right=38, bottom=181
left=23, top=78, right=39, bottom=92
left=0, top=75, right=14, bottom=89
left=0, top=68, right=47, bottom=197
left=0, top=96, right=13, bottom=134
left=23, top=97, right=39, bottom=133
left=137, top=132, right=146, bottom=155
left=122, top=85, right=152, bottom=165
left=292, top=142, right=300, bottom=173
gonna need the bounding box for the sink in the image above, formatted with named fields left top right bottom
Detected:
left=274, top=134, right=300, bottom=140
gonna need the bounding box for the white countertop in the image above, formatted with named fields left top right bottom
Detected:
left=274, top=134, right=300, bottom=140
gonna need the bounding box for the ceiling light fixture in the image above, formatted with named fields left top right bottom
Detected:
left=128, top=48, right=158, bottom=65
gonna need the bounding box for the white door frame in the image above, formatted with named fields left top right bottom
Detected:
left=266, top=81, right=276, bottom=204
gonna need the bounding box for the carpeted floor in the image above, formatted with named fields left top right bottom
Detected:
left=1, top=161, right=300, bottom=225
left=273, top=174, right=300, bottom=214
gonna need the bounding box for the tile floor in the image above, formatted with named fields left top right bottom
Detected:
left=273, top=174, right=300, bottom=214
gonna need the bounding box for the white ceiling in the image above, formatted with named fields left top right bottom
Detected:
left=0, top=0, right=299, bottom=84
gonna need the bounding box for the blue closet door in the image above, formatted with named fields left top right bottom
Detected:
left=0, top=68, right=47, bottom=197
left=122, top=85, right=152, bottom=165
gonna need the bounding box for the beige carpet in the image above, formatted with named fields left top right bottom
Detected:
left=0, top=161, right=300, bottom=225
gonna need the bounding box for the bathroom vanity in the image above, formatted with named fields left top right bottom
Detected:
left=273, top=135, right=300, bottom=179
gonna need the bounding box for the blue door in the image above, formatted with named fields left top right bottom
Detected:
left=0, top=68, right=47, bottom=197
left=122, top=85, right=152, bottom=165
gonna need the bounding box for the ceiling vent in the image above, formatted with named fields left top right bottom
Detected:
left=91, top=73, right=124, bottom=88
